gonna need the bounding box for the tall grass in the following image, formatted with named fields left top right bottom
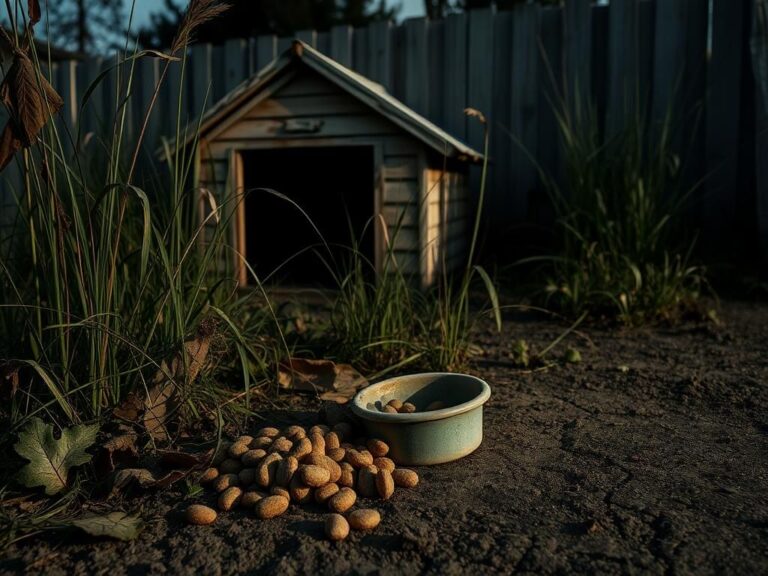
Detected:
left=324, top=110, right=500, bottom=373
left=0, top=0, right=272, bottom=431
left=532, top=93, right=706, bottom=324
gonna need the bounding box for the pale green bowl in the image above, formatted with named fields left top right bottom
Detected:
left=350, top=372, right=491, bottom=465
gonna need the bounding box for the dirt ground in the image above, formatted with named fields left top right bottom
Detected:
left=2, top=301, right=768, bottom=575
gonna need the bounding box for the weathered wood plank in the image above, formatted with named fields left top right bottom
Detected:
left=490, top=11, right=513, bottom=224
left=427, top=18, right=445, bottom=127
left=191, top=43, right=213, bottom=117
left=537, top=6, right=563, bottom=205
left=244, top=93, right=369, bottom=119
left=256, top=35, right=278, bottom=71
left=137, top=57, right=161, bottom=151
left=403, top=17, right=429, bottom=117
left=704, top=0, right=745, bottom=244
left=443, top=12, right=468, bottom=140
left=224, top=39, right=248, bottom=94
left=217, top=114, right=399, bottom=141
left=383, top=180, right=419, bottom=204
left=367, top=20, right=392, bottom=89
left=352, top=26, right=369, bottom=77
left=754, top=0, right=768, bottom=261
left=563, top=0, right=592, bottom=108
left=330, top=25, right=353, bottom=67
left=509, top=4, right=541, bottom=221
left=383, top=156, right=419, bottom=179
left=275, top=72, right=342, bottom=97
left=607, top=0, right=639, bottom=137
left=296, top=30, right=317, bottom=48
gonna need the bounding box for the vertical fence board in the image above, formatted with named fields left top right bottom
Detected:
left=191, top=43, right=213, bottom=118
left=490, top=11, right=514, bottom=222
left=163, top=51, right=187, bottom=137
left=637, top=0, right=655, bottom=115
left=467, top=7, right=495, bottom=206
left=607, top=0, right=639, bottom=137
left=404, top=18, right=429, bottom=116
left=428, top=18, right=445, bottom=127
left=256, top=35, right=277, bottom=71
left=705, top=0, right=745, bottom=244
left=77, top=57, right=104, bottom=136
left=564, top=0, right=592, bottom=109
left=509, top=5, right=541, bottom=221
left=297, top=30, right=317, bottom=47
left=751, top=0, right=768, bottom=260
left=224, top=39, right=248, bottom=94
left=367, top=20, right=392, bottom=89
left=444, top=13, right=468, bottom=141
left=537, top=6, right=563, bottom=208
left=137, top=57, right=160, bottom=152
left=330, top=25, right=353, bottom=67
left=352, top=26, right=369, bottom=77
left=277, top=36, right=294, bottom=54
left=317, top=32, right=330, bottom=55
left=591, top=5, right=609, bottom=136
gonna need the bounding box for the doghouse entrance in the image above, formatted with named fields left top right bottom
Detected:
left=241, top=146, right=375, bottom=286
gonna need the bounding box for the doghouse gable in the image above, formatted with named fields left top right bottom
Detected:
left=190, top=40, right=483, bottom=287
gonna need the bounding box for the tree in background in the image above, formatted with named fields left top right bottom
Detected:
left=139, top=0, right=398, bottom=49
left=43, top=0, right=125, bottom=53
left=424, top=0, right=560, bottom=20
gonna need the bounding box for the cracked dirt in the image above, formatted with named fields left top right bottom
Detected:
left=2, top=301, right=767, bottom=575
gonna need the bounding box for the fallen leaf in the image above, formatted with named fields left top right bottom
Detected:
left=0, top=49, right=63, bottom=171
left=28, top=0, right=41, bottom=26
left=0, top=362, right=20, bottom=398
left=72, top=512, right=144, bottom=541
left=110, top=468, right=187, bottom=497
left=93, top=435, right=139, bottom=477
left=278, top=358, right=367, bottom=402
left=143, top=375, right=175, bottom=443
left=158, top=449, right=212, bottom=469
left=113, top=392, right=142, bottom=422
left=141, top=321, right=214, bottom=441
left=14, top=418, right=99, bottom=496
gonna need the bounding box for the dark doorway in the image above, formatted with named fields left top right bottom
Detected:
left=242, top=146, right=375, bottom=286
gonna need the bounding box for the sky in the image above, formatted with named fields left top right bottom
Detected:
left=129, top=0, right=426, bottom=30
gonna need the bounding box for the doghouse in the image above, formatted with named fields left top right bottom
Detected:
left=189, top=40, right=482, bottom=287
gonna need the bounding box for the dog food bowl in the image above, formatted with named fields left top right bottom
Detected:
left=350, top=372, right=491, bottom=465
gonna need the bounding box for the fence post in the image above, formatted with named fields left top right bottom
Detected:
left=606, top=0, right=639, bottom=138
left=190, top=43, right=213, bottom=118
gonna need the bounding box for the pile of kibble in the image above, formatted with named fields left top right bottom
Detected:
left=184, top=422, right=419, bottom=541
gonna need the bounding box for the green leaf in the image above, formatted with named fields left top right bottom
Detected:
left=14, top=418, right=99, bottom=496
left=72, top=512, right=144, bottom=541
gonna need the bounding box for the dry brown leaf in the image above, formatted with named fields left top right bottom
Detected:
left=28, top=0, right=41, bottom=26
left=143, top=375, right=175, bottom=443
left=0, top=49, right=62, bottom=171
left=93, top=435, right=139, bottom=478
left=158, top=449, right=212, bottom=469
left=110, top=468, right=187, bottom=497
left=278, top=358, right=367, bottom=402
left=113, top=392, right=142, bottom=422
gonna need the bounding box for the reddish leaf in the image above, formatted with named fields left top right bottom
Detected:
left=158, top=449, right=212, bottom=469
left=28, top=0, right=41, bottom=26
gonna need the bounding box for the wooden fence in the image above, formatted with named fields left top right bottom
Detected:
left=1, top=0, right=765, bottom=262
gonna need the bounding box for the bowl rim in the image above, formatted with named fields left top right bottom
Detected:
left=350, top=372, right=491, bottom=423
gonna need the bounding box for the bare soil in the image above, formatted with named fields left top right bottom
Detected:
left=2, top=301, right=768, bottom=575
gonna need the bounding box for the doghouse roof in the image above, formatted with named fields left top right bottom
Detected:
left=187, top=40, right=483, bottom=163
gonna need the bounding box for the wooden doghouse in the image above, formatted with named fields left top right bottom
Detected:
left=189, top=40, right=482, bottom=287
